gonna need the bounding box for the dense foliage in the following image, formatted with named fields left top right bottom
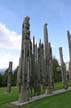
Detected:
left=0, top=67, right=18, bottom=87
left=52, top=57, right=62, bottom=82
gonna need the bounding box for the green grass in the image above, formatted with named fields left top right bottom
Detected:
left=0, top=87, right=19, bottom=108
left=54, top=82, right=63, bottom=90
left=68, top=80, right=71, bottom=86
left=0, top=81, right=71, bottom=108
left=1, top=90, right=71, bottom=108
left=23, top=91, right=71, bottom=108
left=54, top=81, right=71, bottom=90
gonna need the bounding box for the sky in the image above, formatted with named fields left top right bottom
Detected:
left=0, top=0, right=71, bottom=69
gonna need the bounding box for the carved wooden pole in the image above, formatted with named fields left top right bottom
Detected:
left=17, top=58, right=21, bottom=93
left=59, top=47, right=68, bottom=89
left=7, top=61, right=13, bottom=93
left=67, top=31, right=71, bottom=80
left=48, top=43, right=53, bottom=91
left=19, top=16, right=31, bottom=102
left=44, top=23, right=52, bottom=94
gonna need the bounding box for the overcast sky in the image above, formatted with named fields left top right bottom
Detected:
left=0, top=0, right=71, bottom=69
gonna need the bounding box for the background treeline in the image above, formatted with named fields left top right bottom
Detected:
left=0, top=67, right=18, bottom=87
left=0, top=58, right=62, bottom=87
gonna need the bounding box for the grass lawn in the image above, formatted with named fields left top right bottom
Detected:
left=0, top=82, right=71, bottom=108
left=0, top=87, right=19, bottom=108
left=54, top=81, right=71, bottom=90
left=23, top=91, right=71, bottom=108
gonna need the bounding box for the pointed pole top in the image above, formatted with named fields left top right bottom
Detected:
left=44, top=23, right=48, bottom=26
left=33, top=36, right=35, bottom=44
left=67, top=30, right=70, bottom=36
left=24, top=16, right=30, bottom=22
left=59, top=47, right=62, bottom=51
left=39, top=39, right=41, bottom=44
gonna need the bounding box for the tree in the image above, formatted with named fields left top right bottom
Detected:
left=2, top=68, right=8, bottom=86
left=0, top=73, right=2, bottom=87
left=12, top=66, right=18, bottom=86
left=1, top=67, right=18, bottom=87
left=52, top=57, right=61, bottom=82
